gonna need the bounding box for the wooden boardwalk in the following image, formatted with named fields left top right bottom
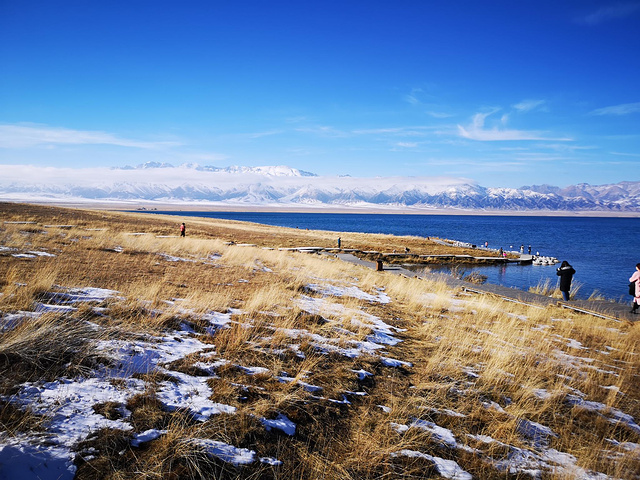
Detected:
left=335, top=253, right=637, bottom=323
left=293, top=246, right=528, bottom=265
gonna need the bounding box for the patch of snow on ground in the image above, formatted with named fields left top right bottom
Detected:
left=238, top=365, right=270, bottom=376
left=46, top=287, right=123, bottom=304
left=186, top=439, right=255, bottom=465
left=566, top=339, right=589, bottom=350
left=531, top=389, right=552, bottom=400
left=202, top=310, right=235, bottom=332
left=467, top=433, right=617, bottom=479
left=409, top=419, right=458, bottom=448
left=34, top=303, right=77, bottom=313
left=0, top=442, right=75, bottom=480
left=0, top=310, right=42, bottom=331
left=294, top=295, right=404, bottom=359
left=565, top=394, right=640, bottom=434
left=0, top=301, right=249, bottom=477
left=306, top=283, right=391, bottom=304
left=381, top=357, right=413, bottom=368
left=392, top=449, right=472, bottom=480
left=131, top=429, right=168, bottom=447
left=5, top=375, right=147, bottom=479
left=156, top=370, right=236, bottom=421
left=27, top=250, right=56, bottom=257
left=517, top=418, right=557, bottom=447
left=158, top=253, right=195, bottom=262
left=261, top=414, right=296, bottom=435
left=351, top=368, right=373, bottom=380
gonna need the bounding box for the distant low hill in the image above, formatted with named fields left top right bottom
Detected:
left=1, top=163, right=638, bottom=212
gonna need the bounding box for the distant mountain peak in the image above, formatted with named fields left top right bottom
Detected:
left=214, top=165, right=317, bottom=177
left=1, top=164, right=638, bottom=212
left=137, top=161, right=175, bottom=169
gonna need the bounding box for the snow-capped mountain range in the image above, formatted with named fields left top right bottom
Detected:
left=1, top=162, right=638, bottom=212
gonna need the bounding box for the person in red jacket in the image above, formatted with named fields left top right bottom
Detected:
left=180, top=222, right=186, bottom=237
left=629, top=263, right=640, bottom=314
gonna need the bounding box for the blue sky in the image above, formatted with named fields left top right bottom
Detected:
left=1, top=0, right=639, bottom=188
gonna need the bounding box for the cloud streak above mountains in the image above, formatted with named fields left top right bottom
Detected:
left=0, top=124, right=180, bottom=150
left=457, top=111, right=572, bottom=142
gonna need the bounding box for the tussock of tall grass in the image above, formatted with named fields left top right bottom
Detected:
left=0, top=263, right=60, bottom=311
left=529, top=277, right=582, bottom=299
left=0, top=313, right=109, bottom=387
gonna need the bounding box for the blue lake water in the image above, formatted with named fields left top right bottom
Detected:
left=146, top=211, right=639, bottom=301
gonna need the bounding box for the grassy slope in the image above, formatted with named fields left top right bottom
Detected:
left=1, top=202, right=639, bottom=479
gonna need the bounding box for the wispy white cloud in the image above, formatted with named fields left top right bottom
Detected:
left=295, top=126, right=350, bottom=138
left=395, top=142, right=418, bottom=148
left=284, top=116, right=311, bottom=124
left=458, top=109, right=570, bottom=142
left=457, top=111, right=571, bottom=142
left=610, top=151, right=640, bottom=157
left=352, top=126, right=440, bottom=137
left=511, top=152, right=573, bottom=162
left=296, top=125, right=442, bottom=139
left=419, top=157, right=529, bottom=170
left=218, top=129, right=285, bottom=140
left=171, top=152, right=230, bottom=163
left=243, top=130, right=284, bottom=139
left=589, top=102, right=640, bottom=116
left=404, top=94, right=421, bottom=105
left=577, top=2, right=640, bottom=25
left=513, top=99, right=547, bottom=112
left=426, top=111, right=454, bottom=119
left=404, top=87, right=425, bottom=105
left=0, top=124, right=181, bottom=149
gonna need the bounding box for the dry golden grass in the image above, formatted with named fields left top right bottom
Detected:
left=529, top=277, right=583, bottom=299
left=1, top=202, right=639, bottom=479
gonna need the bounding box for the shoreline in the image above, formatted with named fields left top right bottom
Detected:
left=3, top=199, right=638, bottom=218
left=1, top=200, right=633, bottom=304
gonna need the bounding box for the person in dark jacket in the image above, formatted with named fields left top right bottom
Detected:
left=556, top=261, right=575, bottom=301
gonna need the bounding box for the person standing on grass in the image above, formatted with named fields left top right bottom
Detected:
left=180, top=222, right=186, bottom=237
left=629, top=263, right=640, bottom=314
left=556, top=260, right=576, bottom=301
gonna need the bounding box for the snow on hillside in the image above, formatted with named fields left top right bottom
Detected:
left=0, top=163, right=638, bottom=212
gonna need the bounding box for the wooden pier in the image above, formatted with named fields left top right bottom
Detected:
left=283, top=245, right=532, bottom=265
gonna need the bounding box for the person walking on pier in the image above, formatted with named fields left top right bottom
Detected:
left=556, top=261, right=575, bottom=301
left=629, top=263, right=640, bottom=314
